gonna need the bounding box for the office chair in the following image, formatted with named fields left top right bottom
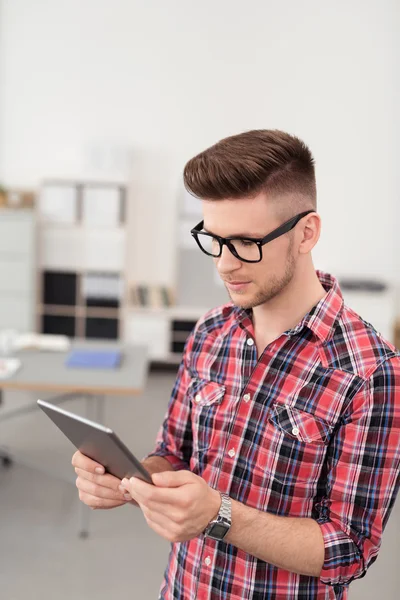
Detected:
left=0, top=450, right=12, bottom=467
left=0, top=393, right=12, bottom=467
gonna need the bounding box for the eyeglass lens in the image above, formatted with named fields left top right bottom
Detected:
left=197, top=234, right=260, bottom=262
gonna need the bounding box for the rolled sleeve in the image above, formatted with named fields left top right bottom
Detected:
left=316, top=356, right=400, bottom=586
left=143, top=333, right=195, bottom=472
left=145, top=450, right=189, bottom=472
left=318, top=519, right=365, bottom=584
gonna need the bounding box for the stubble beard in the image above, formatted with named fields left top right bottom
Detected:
left=226, top=243, right=296, bottom=310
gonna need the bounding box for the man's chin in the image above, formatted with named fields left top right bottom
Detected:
left=226, top=289, right=253, bottom=309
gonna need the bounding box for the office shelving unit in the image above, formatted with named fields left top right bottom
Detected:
left=37, top=181, right=127, bottom=341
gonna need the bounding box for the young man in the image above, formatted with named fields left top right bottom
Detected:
left=73, top=130, right=400, bottom=600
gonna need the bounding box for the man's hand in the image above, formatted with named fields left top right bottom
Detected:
left=121, top=470, right=221, bottom=543
left=72, top=450, right=132, bottom=509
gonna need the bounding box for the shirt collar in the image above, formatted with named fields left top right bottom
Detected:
left=223, top=270, right=344, bottom=345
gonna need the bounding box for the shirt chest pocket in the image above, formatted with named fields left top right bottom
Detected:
left=188, top=378, right=226, bottom=454
left=257, top=403, right=334, bottom=485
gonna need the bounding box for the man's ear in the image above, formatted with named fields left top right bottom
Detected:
left=298, top=213, right=321, bottom=254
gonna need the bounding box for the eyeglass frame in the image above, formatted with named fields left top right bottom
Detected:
left=190, top=210, right=315, bottom=263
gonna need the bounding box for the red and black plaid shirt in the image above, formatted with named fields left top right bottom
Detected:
left=148, top=271, right=400, bottom=599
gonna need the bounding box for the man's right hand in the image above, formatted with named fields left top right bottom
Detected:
left=72, top=450, right=133, bottom=509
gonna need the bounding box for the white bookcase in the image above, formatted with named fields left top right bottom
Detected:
left=37, top=181, right=128, bottom=341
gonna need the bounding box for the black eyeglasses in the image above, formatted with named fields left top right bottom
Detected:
left=190, top=210, right=315, bottom=263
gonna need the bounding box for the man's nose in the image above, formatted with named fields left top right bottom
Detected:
left=216, top=243, right=242, bottom=273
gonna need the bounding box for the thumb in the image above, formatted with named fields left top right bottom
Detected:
left=152, top=469, right=195, bottom=488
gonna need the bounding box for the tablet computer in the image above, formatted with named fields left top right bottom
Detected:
left=37, top=399, right=153, bottom=484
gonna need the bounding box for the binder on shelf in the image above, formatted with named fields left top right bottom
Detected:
left=161, top=286, right=174, bottom=307
left=130, top=284, right=174, bottom=308
left=130, top=285, right=140, bottom=307
left=137, top=285, right=149, bottom=307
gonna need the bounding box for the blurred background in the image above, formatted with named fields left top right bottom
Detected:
left=0, top=1, right=399, bottom=598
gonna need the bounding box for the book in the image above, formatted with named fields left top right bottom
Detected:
left=65, top=349, right=122, bottom=369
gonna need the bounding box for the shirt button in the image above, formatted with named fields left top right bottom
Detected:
left=205, top=556, right=211, bottom=566
left=228, top=448, right=236, bottom=458
left=195, top=394, right=202, bottom=403
left=246, top=338, right=254, bottom=346
left=243, top=393, right=251, bottom=402
left=292, top=427, right=300, bottom=436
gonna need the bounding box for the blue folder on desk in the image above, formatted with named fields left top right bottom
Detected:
left=65, top=349, right=122, bottom=369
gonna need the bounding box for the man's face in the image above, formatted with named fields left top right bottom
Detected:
left=202, top=193, right=297, bottom=310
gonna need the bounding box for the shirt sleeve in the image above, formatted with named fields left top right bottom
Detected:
left=316, top=355, right=400, bottom=586
left=143, top=332, right=194, bottom=471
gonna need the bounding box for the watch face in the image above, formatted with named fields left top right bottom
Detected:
left=209, top=522, right=228, bottom=539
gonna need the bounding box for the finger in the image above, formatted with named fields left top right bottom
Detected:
left=141, top=505, right=170, bottom=528
left=141, top=502, right=184, bottom=525
left=152, top=470, right=196, bottom=488
left=76, top=476, right=129, bottom=502
left=72, top=450, right=105, bottom=474
left=126, top=477, right=181, bottom=506
left=74, top=467, right=121, bottom=490
left=79, top=491, right=126, bottom=510
left=144, top=513, right=182, bottom=543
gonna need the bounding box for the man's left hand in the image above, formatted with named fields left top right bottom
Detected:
left=121, top=470, right=221, bottom=543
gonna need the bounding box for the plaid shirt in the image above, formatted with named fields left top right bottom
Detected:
left=148, top=271, right=400, bottom=600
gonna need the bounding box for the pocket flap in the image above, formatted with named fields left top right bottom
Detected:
left=188, top=378, right=225, bottom=407
left=270, top=403, right=333, bottom=444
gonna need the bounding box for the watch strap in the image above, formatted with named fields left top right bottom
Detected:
left=204, top=492, right=232, bottom=539
left=219, top=494, right=231, bottom=521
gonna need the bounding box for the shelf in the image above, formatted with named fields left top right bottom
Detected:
left=126, top=305, right=208, bottom=319
left=38, top=305, right=120, bottom=319
left=85, top=307, right=120, bottom=319
left=39, top=304, right=77, bottom=316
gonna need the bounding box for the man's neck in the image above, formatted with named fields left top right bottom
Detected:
left=252, top=267, right=327, bottom=345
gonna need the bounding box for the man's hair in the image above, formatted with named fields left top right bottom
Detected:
left=183, top=129, right=317, bottom=212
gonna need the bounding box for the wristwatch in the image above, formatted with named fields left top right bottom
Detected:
left=204, top=493, right=232, bottom=541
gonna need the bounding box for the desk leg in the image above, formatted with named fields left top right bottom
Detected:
left=79, top=504, right=91, bottom=539
left=95, top=394, right=106, bottom=424
left=79, top=394, right=106, bottom=539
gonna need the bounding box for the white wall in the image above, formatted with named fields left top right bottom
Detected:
left=0, top=0, right=398, bottom=287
